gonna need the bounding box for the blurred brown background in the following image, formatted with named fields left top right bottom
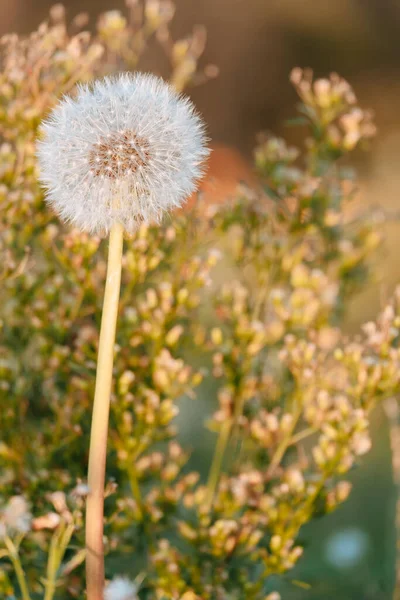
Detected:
left=3, top=1, right=400, bottom=597
left=4, top=0, right=400, bottom=150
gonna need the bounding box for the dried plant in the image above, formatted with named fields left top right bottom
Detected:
left=0, top=3, right=398, bottom=600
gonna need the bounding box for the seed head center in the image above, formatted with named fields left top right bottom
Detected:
left=88, top=130, right=151, bottom=179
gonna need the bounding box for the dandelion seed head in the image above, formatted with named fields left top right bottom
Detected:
left=0, top=495, right=32, bottom=538
left=104, top=577, right=138, bottom=600
left=37, top=73, right=209, bottom=234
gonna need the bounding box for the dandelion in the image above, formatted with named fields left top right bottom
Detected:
left=1, top=496, right=32, bottom=537
left=37, top=73, right=208, bottom=600
left=104, top=577, right=138, bottom=600
left=0, top=497, right=32, bottom=600
left=37, top=73, right=208, bottom=235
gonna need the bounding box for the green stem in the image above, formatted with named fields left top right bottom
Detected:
left=205, top=379, right=249, bottom=510
left=288, top=426, right=317, bottom=447
left=113, top=429, right=146, bottom=521
left=4, top=537, right=31, bottom=600
left=205, top=420, right=232, bottom=509
left=127, top=463, right=144, bottom=521
left=266, top=404, right=302, bottom=479
left=44, top=521, right=75, bottom=600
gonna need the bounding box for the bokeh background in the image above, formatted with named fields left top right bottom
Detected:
left=4, top=1, right=400, bottom=597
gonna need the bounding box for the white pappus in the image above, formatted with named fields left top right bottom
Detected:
left=37, top=73, right=209, bottom=234
left=104, top=577, right=138, bottom=600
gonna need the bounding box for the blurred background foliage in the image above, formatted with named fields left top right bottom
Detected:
left=1, top=1, right=400, bottom=598
left=4, top=0, right=400, bottom=319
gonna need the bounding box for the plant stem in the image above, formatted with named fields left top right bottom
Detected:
left=44, top=521, right=75, bottom=600
left=266, top=404, right=302, bottom=479
left=205, top=382, right=247, bottom=510
left=288, top=426, right=317, bottom=447
left=127, top=462, right=144, bottom=521
left=86, top=222, right=124, bottom=600
left=4, top=537, right=31, bottom=600
left=205, top=419, right=232, bottom=509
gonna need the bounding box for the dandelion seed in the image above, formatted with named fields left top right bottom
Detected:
left=37, top=72, right=208, bottom=234
left=104, top=577, right=138, bottom=600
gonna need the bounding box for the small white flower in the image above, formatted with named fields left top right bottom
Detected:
left=1, top=496, right=32, bottom=537
left=70, top=482, right=90, bottom=498
left=104, top=577, right=137, bottom=600
left=325, top=527, right=369, bottom=569
left=37, top=73, right=209, bottom=234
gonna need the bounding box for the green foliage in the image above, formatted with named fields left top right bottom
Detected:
left=0, top=3, right=398, bottom=599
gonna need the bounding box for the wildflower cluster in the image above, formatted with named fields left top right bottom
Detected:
left=0, top=3, right=397, bottom=598
left=143, top=70, right=398, bottom=598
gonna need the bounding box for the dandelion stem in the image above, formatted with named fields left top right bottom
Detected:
left=4, top=537, right=31, bottom=600
left=86, top=221, right=124, bottom=600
